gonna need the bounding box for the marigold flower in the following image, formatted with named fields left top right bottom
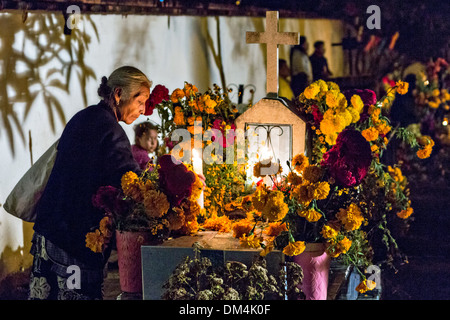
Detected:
left=231, top=219, right=253, bottom=238
left=395, top=80, right=409, bottom=95
left=321, top=224, right=339, bottom=239
left=287, top=171, right=303, bottom=185
left=121, top=171, right=139, bottom=192
left=173, top=106, right=186, bottom=126
left=355, top=279, right=376, bottom=293
left=170, top=88, right=185, bottom=103
left=292, top=154, right=309, bottom=173
left=183, top=82, right=198, bottom=97
left=282, top=241, right=306, bottom=256
left=85, top=230, right=105, bottom=253
left=203, top=214, right=232, bottom=232
left=260, top=241, right=275, bottom=257
left=397, top=207, right=413, bottom=219
left=325, top=90, right=340, bottom=108
left=291, top=184, right=314, bottom=206
left=313, top=181, right=330, bottom=200
left=350, top=94, right=364, bottom=113
left=416, top=146, right=432, bottom=159
left=298, top=208, right=322, bottom=222
left=261, top=190, right=289, bottom=222
left=239, top=233, right=261, bottom=249
left=303, top=83, right=320, bottom=100
left=143, top=190, right=170, bottom=218
left=99, top=216, right=113, bottom=239
left=264, top=222, right=288, bottom=237
left=303, top=165, right=323, bottom=183
left=336, top=203, right=364, bottom=231
left=361, top=127, right=379, bottom=142
left=337, top=236, right=352, bottom=253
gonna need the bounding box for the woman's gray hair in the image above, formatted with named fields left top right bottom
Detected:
left=98, top=66, right=152, bottom=104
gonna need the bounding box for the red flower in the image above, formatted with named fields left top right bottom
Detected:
left=158, top=154, right=196, bottom=207
left=145, top=84, right=169, bottom=115
left=211, top=119, right=236, bottom=148
left=311, top=104, right=323, bottom=125
left=321, top=128, right=372, bottom=187
left=92, top=186, right=129, bottom=216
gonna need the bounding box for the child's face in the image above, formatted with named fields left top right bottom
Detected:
left=138, top=129, right=158, bottom=153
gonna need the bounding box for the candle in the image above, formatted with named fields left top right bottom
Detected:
left=192, top=148, right=204, bottom=209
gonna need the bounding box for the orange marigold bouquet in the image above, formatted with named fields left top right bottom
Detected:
left=85, top=155, right=203, bottom=253
left=233, top=79, right=436, bottom=293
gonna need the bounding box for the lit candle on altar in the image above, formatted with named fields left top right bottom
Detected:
left=192, top=148, right=204, bottom=209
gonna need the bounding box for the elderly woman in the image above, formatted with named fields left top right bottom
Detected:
left=29, top=66, right=151, bottom=300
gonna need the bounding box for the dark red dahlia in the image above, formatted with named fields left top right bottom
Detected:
left=158, top=154, right=196, bottom=207
left=321, top=128, right=372, bottom=187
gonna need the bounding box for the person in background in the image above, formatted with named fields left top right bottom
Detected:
left=290, top=36, right=313, bottom=97
left=278, top=59, right=294, bottom=100
left=29, top=66, right=151, bottom=300
left=132, top=121, right=159, bottom=170
left=310, top=40, right=333, bottom=81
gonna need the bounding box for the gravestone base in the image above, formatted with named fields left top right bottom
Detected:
left=141, top=231, right=284, bottom=300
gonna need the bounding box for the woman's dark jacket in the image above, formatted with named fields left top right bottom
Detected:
left=33, top=100, right=141, bottom=268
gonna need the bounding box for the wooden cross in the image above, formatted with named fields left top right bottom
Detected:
left=246, top=11, right=299, bottom=96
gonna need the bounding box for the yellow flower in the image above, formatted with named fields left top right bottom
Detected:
left=170, top=88, right=185, bottom=102
left=416, top=146, right=432, bottom=159
left=303, top=83, right=320, bottom=100
left=336, top=203, right=364, bottom=231
left=282, top=241, right=306, bottom=256
left=260, top=241, right=275, bottom=257
left=395, top=80, right=409, bottom=95
left=291, top=154, right=309, bottom=173
left=291, top=184, right=314, bottom=206
left=261, top=190, right=289, bottom=222
left=351, top=95, right=364, bottom=113
left=121, top=171, right=138, bottom=191
left=355, top=279, right=376, bottom=293
left=287, top=171, right=303, bottom=185
left=361, top=127, right=379, bottom=142
left=298, top=208, right=322, bottom=222
left=183, top=82, right=198, bottom=97
left=264, top=222, right=288, bottom=237
left=313, top=181, right=330, bottom=200
left=202, top=94, right=217, bottom=114
left=239, top=233, right=261, bottom=249
left=327, top=81, right=340, bottom=91
left=143, top=190, right=170, bottom=218
left=347, top=107, right=361, bottom=123
left=99, top=216, right=113, bottom=239
left=337, top=236, right=352, bottom=253
left=397, top=207, right=413, bottom=219
left=303, top=165, right=323, bottom=183
left=321, top=224, right=339, bottom=239
left=173, top=106, right=186, bottom=126
left=432, top=88, right=440, bottom=97
left=85, top=230, right=105, bottom=253
left=231, top=219, right=253, bottom=238
left=121, top=171, right=143, bottom=200
left=325, top=90, right=340, bottom=108
left=203, top=214, right=232, bottom=232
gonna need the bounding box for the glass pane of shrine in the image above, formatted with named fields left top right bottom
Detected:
left=246, top=123, right=292, bottom=186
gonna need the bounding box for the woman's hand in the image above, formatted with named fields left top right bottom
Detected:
left=197, top=174, right=207, bottom=190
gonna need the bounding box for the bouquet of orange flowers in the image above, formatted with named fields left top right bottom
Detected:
left=231, top=79, right=434, bottom=293
left=85, top=155, right=203, bottom=253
